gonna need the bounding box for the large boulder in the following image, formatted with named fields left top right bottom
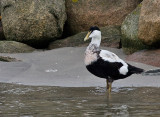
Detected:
left=126, top=49, right=160, bottom=67
left=138, top=0, right=160, bottom=46
left=49, top=26, right=121, bottom=49
left=65, top=0, right=142, bottom=35
left=121, top=4, right=150, bottom=54
left=1, top=0, right=66, bottom=48
left=0, top=41, right=35, bottom=53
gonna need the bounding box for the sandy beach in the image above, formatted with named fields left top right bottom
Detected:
left=0, top=47, right=159, bottom=87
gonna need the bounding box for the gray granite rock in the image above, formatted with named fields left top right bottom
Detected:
left=1, top=0, right=66, bottom=47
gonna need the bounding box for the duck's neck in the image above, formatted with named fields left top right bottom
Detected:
left=90, top=37, right=101, bottom=47
left=86, top=37, right=101, bottom=52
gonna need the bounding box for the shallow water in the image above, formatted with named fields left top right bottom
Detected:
left=0, top=83, right=160, bottom=117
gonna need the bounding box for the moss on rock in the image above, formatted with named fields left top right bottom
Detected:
left=121, top=4, right=151, bottom=54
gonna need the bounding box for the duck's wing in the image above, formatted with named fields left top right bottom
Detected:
left=98, top=49, right=129, bottom=76
left=99, top=50, right=126, bottom=64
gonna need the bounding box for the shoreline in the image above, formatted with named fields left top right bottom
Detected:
left=0, top=47, right=159, bottom=87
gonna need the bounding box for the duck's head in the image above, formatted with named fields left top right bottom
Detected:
left=84, top=26, right=101, bottom=41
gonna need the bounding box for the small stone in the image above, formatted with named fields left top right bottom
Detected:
left=0, top=41, right=35, bottom=53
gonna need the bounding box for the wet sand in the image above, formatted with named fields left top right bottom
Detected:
left=0, top=47, right=159, bottom=87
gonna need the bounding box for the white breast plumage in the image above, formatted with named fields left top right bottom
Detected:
left=84, top=50, right=98, bottom=65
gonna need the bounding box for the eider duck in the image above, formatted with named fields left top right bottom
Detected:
left=84, top=26, right=144, bottom=92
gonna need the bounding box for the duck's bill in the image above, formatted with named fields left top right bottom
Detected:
left=84, top=31, right=91, bottom=41
left=0, top=16, right=1, bottom=20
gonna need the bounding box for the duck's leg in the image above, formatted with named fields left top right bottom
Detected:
left=108, top=81, right=112, bottom=93
left=106, top=78, right=113, bottom=93
left=106, top=79, right=109, bottom=90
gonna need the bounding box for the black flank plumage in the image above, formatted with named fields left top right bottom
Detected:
left=86, top=58, right=145, bottom=81
left=127, top=64, right=144, bottom=74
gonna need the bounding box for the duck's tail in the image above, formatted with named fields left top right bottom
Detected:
left=142, top=69, right=160, bottom=76
left=128, top=64, right=144, bottom=74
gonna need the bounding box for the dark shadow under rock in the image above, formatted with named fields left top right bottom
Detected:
left=0, top=20, right=5, bottom=40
